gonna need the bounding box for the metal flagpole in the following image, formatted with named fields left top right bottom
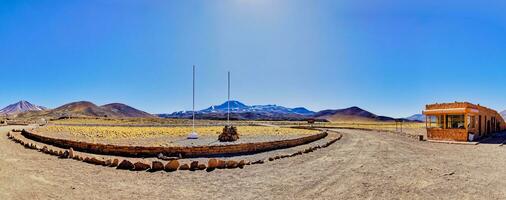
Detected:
left=187, top=65, right=199, bottom=139
left=193, top=65, right=196, bottom=133
left=227, top=71, right=230, bottom=126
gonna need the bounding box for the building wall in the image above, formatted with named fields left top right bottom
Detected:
left=425, top=102, right=506, bottom=141
left=427, top=129, right=468, bottom=142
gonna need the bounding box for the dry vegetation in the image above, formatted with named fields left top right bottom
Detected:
left=49, top=117, right=314, bottom=126
left=37, top=125, right=318, bottom=139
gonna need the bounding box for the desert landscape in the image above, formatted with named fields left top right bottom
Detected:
left=2, top=100, right=506, bottom=200
left=2, top=1, right=506, bottom=199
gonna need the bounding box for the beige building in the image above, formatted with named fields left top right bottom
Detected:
left=423, top=102, right=506, bottom=142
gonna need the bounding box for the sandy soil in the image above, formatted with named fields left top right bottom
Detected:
left=2, top=126, right=506, bottom=200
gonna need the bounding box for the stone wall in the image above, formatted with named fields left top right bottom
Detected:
left=21, top=129, right=328, bottom=158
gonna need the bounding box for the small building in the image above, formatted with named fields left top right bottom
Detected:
left=423, top=102, right=506, bottom=142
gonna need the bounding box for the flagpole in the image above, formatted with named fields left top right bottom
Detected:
left=227, top=71, right=230, bottom=126
left=193, top=65, right=196, bottom=133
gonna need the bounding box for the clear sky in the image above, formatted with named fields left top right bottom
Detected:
left=1, top=0, right=506, bottom=117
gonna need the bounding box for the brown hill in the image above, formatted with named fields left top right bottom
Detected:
left=100, top=103, right=155, bottom=118
left=313, top=106, right=396, bottom=122
left=49, top=101, right=116, bottom=118
left=16, top=101, right=155, bottom=119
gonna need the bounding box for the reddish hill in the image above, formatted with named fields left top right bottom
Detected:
left=100, top=103, right=155, bottom=118
left=313, top=106, right=395, bottom=122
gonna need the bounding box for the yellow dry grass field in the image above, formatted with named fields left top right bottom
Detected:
left=37, top=125, right=318, bottom=139
left=50, top=118, right=312, bottom=126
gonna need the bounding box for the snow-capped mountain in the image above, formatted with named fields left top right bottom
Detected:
left=201, top=100, right=314, bottom=116
left=0, top=100, right=47, bottom=115
left=159, top=100, right=316, bottom=120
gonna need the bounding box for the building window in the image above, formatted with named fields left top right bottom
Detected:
left=428, top=115, right=444, bottom=128
left=470, top=116, right=476, bottom=129
left=446, top=115, right=465, bottom=129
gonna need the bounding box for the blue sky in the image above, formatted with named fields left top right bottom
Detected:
left=1, top=0, right=506, bottom=117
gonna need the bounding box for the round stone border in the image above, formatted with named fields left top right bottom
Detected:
left=6, top=129, right=342, bottom=173
left=20, top=128, right=328, bottom=158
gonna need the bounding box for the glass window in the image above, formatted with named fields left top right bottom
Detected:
left=428, top=115, right=444, bottom=128
left=446, top=115, right=465, bottom=129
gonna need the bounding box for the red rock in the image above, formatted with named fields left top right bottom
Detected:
left=133, top=161, right=151, bottom=171
left=226, top=160, right=238, bottom=169
left=111, top=159, right=119, bottom=167
left=217, top=160, right=226, bottom=169
left=251, top=160, right=264, bottom=165
left=117, top=160, right=134, bottom=170
left=208, top=158, right=218, bottom=169
left=238, top=160, right=246, bottom=169
left=89, top=157, right=105, bottom=165
left=165, top=160, right=180, bottom=172
left=179, top=163, right=190, bottom=170
left=151, top=161, right=164, bottom=171
left=190, top=161, right=199, bottom=171
left=197, top=164, right=206, bottom=170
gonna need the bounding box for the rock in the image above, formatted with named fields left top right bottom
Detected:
left=117, top=160, right=135, bottom=170
left=133, top=161, right=151, bottom=171
left=268, top=157, right=274, bottom=161
left=69, top=148, right=75, bottom=158
left=190, top=161, right=199, bottom=171
left=42, top=146, right=48, bottom=153
left=6, top=132, right=10, bottom=137
left=83, top=157, right=91, bottom=163
left=89, top=157, right=105, bottom=165
left=274, top=156, right=281, bottom=160
left=179, top=163, right=190, bottom=170
left=61, top=150, right=70, bottom=158
left=217, top=160, right=226, bottom=169
left=58, top=150, right=63, bottom=157
left=197, top=164, right=206, bottom=170
left=165, top=160, right=180, bottom=172
left=104, top=159, right=112, bottom=166
left=111, top=159, right=119, bottom=167
left=151, top=161, right=164, bottom=171
left=78, top=156, right=84, bottom=161
left=238, top=160, right=246, bottom=169
left=226, top=160, right=238, bottom=169
left=252, top=160, right=264, bottom=165
left=208, top=158, right=218, bottom=169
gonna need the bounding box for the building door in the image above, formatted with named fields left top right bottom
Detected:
left=478, top=116, right=482, bottom=135
left=487, top=120, right=491, bottom=134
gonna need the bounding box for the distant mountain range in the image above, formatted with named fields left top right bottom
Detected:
left=159, top=100, right=316, bottom=121
left=405, top=114, right=425, bottom=122
left=159, top=100, right=418, bottom=122
left=0, top=101, right=47, bottom=115
left=4, top=101, right=155, bottom=119
left=1, top=100, right=426, bottom=122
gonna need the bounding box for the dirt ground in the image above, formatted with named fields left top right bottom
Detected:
left=2, top=125, right=506, bottom=200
